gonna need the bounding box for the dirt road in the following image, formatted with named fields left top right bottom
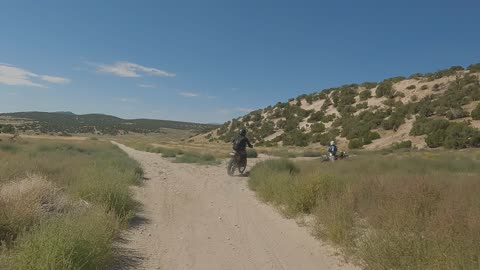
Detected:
left=113, top=142, right=358, bottom=270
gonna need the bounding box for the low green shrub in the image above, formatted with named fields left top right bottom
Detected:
left=348, top=138, right=364, bottom=149
left=161, top=149, right=177, bottom=158
left=247, top=148, right=258, bottom=158
left=390, top=140, right=412, bottom=150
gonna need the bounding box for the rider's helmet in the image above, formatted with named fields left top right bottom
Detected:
left=330, top=141, right=335, bottom=146
left=240, top=128, right=247, bottom=136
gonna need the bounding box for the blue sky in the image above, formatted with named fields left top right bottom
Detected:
left=0, top=0, right=479, bottom=123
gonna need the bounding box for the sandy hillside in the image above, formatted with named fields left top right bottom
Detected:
left=111, top=142, right=358, bottom=270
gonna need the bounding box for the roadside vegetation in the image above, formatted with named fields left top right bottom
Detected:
left=248, top=151, right=480, bottom=269
left=0, top=138, right=142, bottom=269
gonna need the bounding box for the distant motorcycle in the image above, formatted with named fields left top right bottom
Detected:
left=321, top=151, right=349, bottom=162
left=227, top=151, right=247, bottom=176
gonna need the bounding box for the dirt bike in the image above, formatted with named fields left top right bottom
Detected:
left=227, top=151, right=247, bottom=176
left=321, top=151, right=348, bottom=162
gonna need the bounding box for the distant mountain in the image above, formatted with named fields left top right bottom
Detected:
left=53, top=111, right=76, bottom=116
left=196, top=63, right=480, bottom=150
left=0, top=111, right=219, bottom=135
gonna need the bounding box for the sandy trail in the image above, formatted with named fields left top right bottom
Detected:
left=112, top=142, right=358, bottom=270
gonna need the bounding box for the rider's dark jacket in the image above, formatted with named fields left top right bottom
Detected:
left=232, top=135, right=253, bottom=157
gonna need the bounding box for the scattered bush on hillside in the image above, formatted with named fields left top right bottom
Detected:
left=425, top=65, right=464, bottom=81
left=420, top=85, right=428, bottom=90
left=360, top=82, right=377, bottom=89
left=338, top=105, right=357, bottom=117
left=305, top=95, right=314, bottom=104
left=312, top=129, right=340, bottom=146
left=0, top=124, right=15, bottom=134
left=385, top=76, right=406, bottom=84
left=406, top=84, right=416, bottom=90
left=446, top=108, right=469, bottom=120
left=308, top=111, right=325, bottom=123
left=282, top=130, right=311, bottom=147
left=471, top=104, right=480, bottom=120
left=348, top=138, right=363, bottom=149
left=408, top=73, right=423, bottom=80
left=382, top=112, right=406, bottom=131
left=467, top=63, right=480, bottom=72
left=310, top=122, right=326, bottom=133
left=411, top=117, right=480, bottom=148
left=410, top=117, right=450, bottom=136
left=376, top=80, right=395, bottom=98
left=355, top=102, right=368, bottom=110
left=321, top=96, right=333, bottom=110
left=284, top=116, right=303, bottom=132
left=390, top=140, right=412, bottom=150
left=410, top=95, right=418, bottom=102
left=359, top=89, right=372, bottom=100
left=317, top=92, right=327, bottom=100
left=443, top=122, right=480, bottom=149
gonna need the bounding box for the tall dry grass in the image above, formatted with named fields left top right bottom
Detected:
left=0, top=174, right=71, bottom=243
left=249, top=150, right=480, bottom=269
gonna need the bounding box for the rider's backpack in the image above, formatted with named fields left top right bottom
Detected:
left=233, top=136, right=242, bottom=151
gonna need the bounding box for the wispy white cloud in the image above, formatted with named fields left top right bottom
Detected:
left=39, top=75, right=70, bottom=84
left=0, top=64, right=70, bottom=87
left=138, top=84, right=155, bottom=88
left=114, top=97, right=137, bottom=103
left=235, top=107, right=254, bottom=113
left=179, top=92, right=199, bottom=98
left=97, top=61, right=176, bottom=78
left=217, top=109, right=231, bottom=115
left=217, top=107, right=254, bottom=115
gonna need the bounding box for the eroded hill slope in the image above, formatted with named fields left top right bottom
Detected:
left=196, top=63, right=480, bottom=150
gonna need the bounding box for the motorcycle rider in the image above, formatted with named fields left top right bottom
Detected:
left=328, top=140, right=337, bottom=161
left=232, top=128, right=253, bottom=161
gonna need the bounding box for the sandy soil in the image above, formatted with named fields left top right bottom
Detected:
left=111, top=142, right=358, bottom=270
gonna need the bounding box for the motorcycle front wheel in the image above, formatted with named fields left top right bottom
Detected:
left=227, top=158, right=236, bottom=176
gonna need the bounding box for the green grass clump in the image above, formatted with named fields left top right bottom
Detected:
left=161, top=149, right=177, bottom=157
left=174, top=152, right=220, bottom=165
left=248, top=151, right=480, bottom=269
left=0, top=143, right=18, bottom=153
left=7, top=208, right=119, bottom=270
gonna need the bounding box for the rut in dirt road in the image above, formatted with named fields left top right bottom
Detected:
left=112, top=142, right=358, bottom=270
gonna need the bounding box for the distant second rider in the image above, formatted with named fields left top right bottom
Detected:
left=328, top=140, right=337, bottom=161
